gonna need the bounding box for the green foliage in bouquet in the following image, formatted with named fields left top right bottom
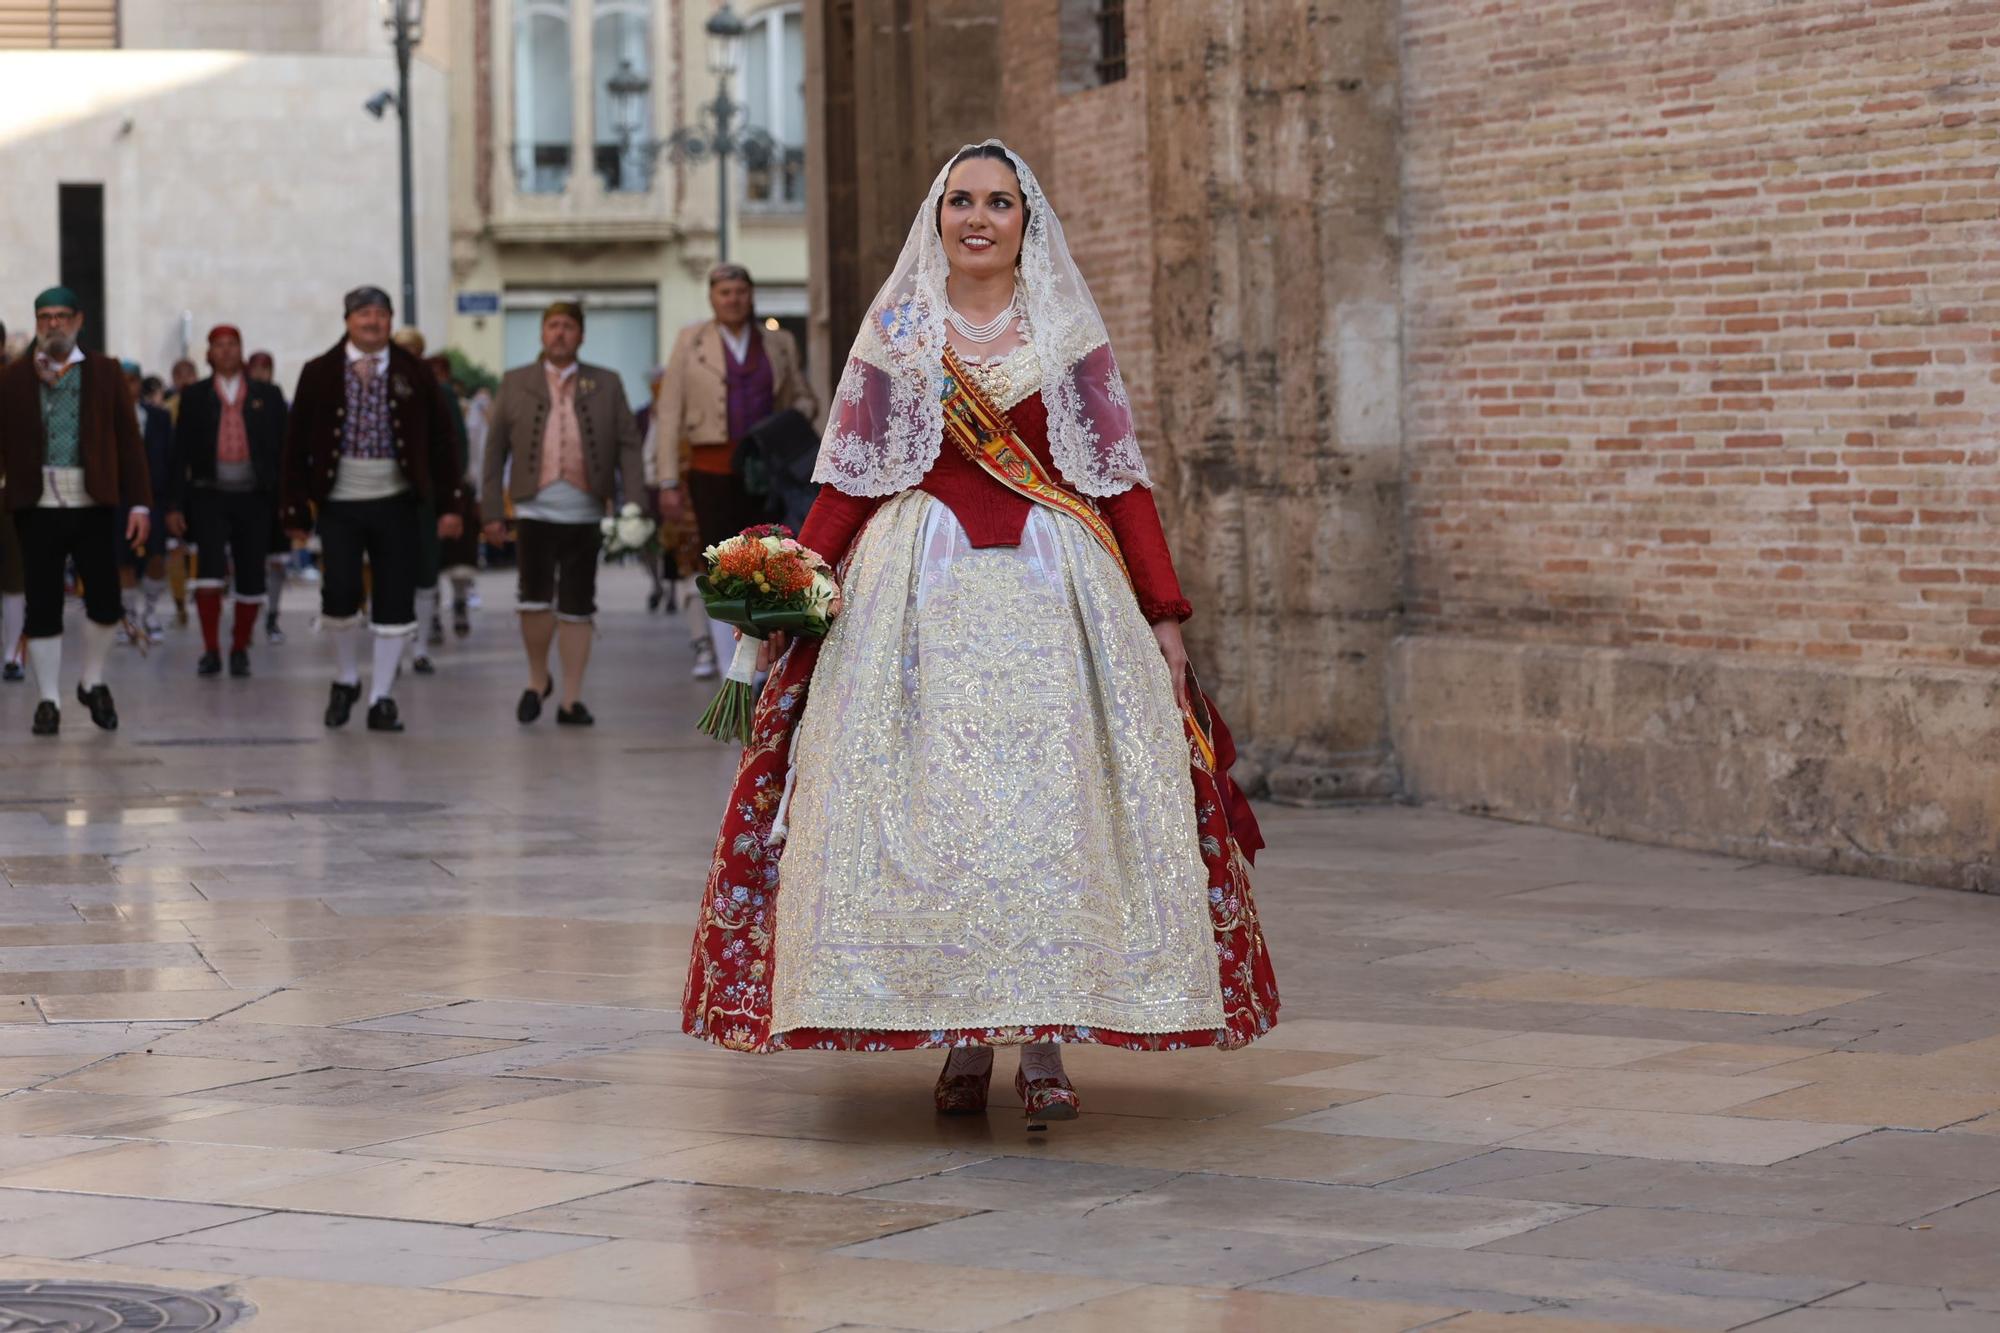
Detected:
left=695, top=525, right=839, bottom=743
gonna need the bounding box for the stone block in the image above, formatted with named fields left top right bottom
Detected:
left=1394, top=635, right=2000, bottom=891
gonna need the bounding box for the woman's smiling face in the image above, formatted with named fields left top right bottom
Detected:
left=939, top=155, right=1026, bottom=279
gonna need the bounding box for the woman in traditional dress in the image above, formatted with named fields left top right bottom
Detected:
left=681, top=141, right=1278, bottom=1120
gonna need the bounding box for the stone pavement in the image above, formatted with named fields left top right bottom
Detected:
left=0, top=569, right=1998, bottom=1331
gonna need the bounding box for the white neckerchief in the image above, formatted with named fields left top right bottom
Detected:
left=718, top=323, right=752, bottom=364
left=216, top=373, right=244, bottom=404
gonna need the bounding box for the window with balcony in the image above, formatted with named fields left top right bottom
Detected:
left=512, top=0, right=573, bottom=194
left=592, top=0, right=652, bottom=193
left=0, top=0, right=119, bottom=48
left=740, top=3, right=804, bottom=210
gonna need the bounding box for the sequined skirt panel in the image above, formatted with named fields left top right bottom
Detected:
left=770, top=491, right=1226, bottom=1036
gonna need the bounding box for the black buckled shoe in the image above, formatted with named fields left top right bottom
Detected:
left=3, top=661, right=24, bottom=682
left=517, top=680, right=553, bottom=724
left=31, top=701, right=58, bottom=736
left=366, top=697, right=404, bottom=732
left=76, top=683, right=117, bottom=731
left=555, top=701, right=594, bottom=727
left=324, top=680, right=362, bottom=728
left=196, top=651, right=223, bottom=677
left=228, top=650, right=251, bottom=678
left=411, top=654, right=436, bottom=676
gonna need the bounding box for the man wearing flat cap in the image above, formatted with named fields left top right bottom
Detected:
left=279, top=285, right=463, bottom=733
left=163, top=324, right=289, bottom=678
left=481, top=299, right=646, bottom=726
left=0, top=287, right=151, bottom=736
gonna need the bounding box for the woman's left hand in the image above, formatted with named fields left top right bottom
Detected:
left=1152, top=618, right=1191, bottom=711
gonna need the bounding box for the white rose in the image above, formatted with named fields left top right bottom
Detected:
left=616, top=515, right=654, bottom=549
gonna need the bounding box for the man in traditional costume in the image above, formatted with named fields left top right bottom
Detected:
left=0, top=287, right=151, bottom=735
left=655, top=264, right=818, bottom=678
left=680, top=144, right=1276, bottom=1121
left=163, top=326, right=288, bottom=677
left=117, top=359, right=174, bottom=639
left=279, top=287, right=462, bottom=732
left=247, top=349, right=296, bottom=643
left=480, top=300, right=647, bottom=726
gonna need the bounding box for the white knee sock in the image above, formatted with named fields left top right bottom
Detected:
left=369, top=630, right=406, bottom=703
left=26, top=636, right=61, bottom=704
left=79, top=619, right=116, bottom=689
left=120, top=585, right=139, bottom=618
left=330, top=622, right=363, bottom=686
left=1, top=593, right=24, bottom=663
left=417, top=585, right=440, bottom=633
left=141, top=578, right=165, bottom=615
left=265, top=558, right=287, bottom=618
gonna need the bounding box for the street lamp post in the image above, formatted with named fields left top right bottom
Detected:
left=377, top=0, right=426, bottom=327
left=607, top=2, right=773, bottom=264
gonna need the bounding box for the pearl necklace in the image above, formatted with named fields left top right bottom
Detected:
left=947, top=293, right=1018, bottom=345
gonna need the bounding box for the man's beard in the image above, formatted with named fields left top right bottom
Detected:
left=36, top=331, right=76, bottom=360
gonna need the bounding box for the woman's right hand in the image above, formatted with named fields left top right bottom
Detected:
left=756, top=630, right=789, bottom=673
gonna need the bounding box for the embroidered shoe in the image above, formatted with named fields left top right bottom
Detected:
left=934, top=1048, right=995, bottom=1115
left=1014, top=1066, right=1080, bottom=1122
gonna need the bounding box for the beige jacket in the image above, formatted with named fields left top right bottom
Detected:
left=653, top=321, right=816, bottom=480
left=479, top=358, right=646, bottom=520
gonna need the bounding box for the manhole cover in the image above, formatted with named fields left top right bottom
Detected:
left=138, top=737, right=318, bottom=748
left=0, top=1279, right=252, bottom=1330
left=233, top=799, right=448, bottom=817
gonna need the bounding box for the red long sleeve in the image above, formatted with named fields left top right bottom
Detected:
left=796, top=485, right=883, bottom=570
left=1099, top=484, right=1193, bottom=623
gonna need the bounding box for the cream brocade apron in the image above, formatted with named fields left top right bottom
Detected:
left=769, top=488, right=1226, bottom=1036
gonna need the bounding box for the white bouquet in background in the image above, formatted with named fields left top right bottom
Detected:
left=600, top=502, right=658, bottom=558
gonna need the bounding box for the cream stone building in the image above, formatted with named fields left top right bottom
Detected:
left=442, top=0, right=811, bottom=406
left=0, top=0, right=453, bottom=384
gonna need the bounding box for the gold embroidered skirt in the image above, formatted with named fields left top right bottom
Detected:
left=770, top=491, right=1226, bottom=1037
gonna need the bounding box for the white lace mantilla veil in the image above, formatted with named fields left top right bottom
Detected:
left=812, top=139, right=1152, bottom=499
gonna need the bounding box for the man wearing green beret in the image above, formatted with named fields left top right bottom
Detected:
left=0, top=287, right=152, bottom=736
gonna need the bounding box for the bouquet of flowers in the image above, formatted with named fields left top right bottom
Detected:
left=599, top=502, right=658, bottom=559
left=695, top=524, right=839, bottom=742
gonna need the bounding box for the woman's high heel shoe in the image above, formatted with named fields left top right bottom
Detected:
left=934, top=1047, right=994, bottom=1115
left=1014, top=1065, right=1080, bottom=1122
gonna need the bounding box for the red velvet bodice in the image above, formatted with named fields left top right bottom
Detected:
left=798, top=392, right=1192, bottom=623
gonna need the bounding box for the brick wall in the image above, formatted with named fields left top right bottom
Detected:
left=1401, top=0, right=2000, bottom=667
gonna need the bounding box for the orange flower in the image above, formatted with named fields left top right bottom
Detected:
left=763, top=552, right=814, bottom=596
left=716, top=543, right=763, bottom=580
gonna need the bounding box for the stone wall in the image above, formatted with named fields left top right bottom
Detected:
left=1397, top=0, right=2000, bottom=888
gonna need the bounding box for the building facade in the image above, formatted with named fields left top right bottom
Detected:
left=810, top=0, right=2000, bottom=891
left=0, top=0, right=453, bottom=384
left=444, top=0, right=811, bottom=404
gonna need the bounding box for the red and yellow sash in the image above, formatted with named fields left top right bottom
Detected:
left=938, top=347, right=1217, bottom=771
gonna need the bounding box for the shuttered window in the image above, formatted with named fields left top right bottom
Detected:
left=0, top=0, right=121, bottom=49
